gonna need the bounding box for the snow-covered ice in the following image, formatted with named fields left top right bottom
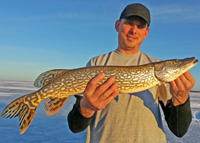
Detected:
left=0, top=80, right=199, bottom=143
left=163, top=91, right=200, bottom=143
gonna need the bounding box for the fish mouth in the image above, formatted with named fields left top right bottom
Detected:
left=188, top=57, right=198, bottom=65
left=180, top=57, right=198, bottom=71
left=193, top=59, right=198, bottom=64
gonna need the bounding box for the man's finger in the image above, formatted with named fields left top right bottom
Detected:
left=182, top=71, right=192, bottom=80
left=84, top=73, right=105, bottom=96
left=106, top=90, right=119, bottom=104
left=178, top=74, right=189, bottom=87
left=174, top=76, right=185, bottom=91
left=182, top=71, right=195, bottom=85
left=98, top=82, right=119, bottom=100
left=95, top=77, right=116, bottom=96
left=169, top=80, right=178, bottom=92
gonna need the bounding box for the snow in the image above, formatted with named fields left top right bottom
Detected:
left=0, top=80, right=199, bottom=143
left=163, top=91, right=200, bottom=143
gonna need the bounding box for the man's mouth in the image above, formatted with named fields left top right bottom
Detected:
left=127, top=35, right=137, bottom=41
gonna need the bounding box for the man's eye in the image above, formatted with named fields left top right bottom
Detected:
left=137, top=25, right=146, bottom=29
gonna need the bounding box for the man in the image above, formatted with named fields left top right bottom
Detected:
left=68, top=3, right=194, bottom=143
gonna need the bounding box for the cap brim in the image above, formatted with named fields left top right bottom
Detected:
left=122, top=14, right=150, bottom=26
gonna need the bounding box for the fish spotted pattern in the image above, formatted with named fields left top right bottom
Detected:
left=1, top=57, right=198, bottom=134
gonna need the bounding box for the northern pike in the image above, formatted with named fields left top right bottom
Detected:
left=1, top=57, right=198, bottom=134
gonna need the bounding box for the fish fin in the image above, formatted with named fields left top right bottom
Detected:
left=156, top=83, right=168, bottom=106
left=155, top=86, right=159, bottom=104
left=44, top=97, right=68, bottom=116
left=34, top=69, right=68, bottom=88
left=1, top=95, right=37, bottom=134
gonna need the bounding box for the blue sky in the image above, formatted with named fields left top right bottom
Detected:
left=0, top=0, right=200, bottom=90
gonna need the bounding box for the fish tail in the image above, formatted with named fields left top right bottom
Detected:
left=1, top=94, right=37, bottom=134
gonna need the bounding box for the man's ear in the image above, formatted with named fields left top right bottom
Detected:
left=115, top=20, right=120, bottom=32
left=144, top=27, right=150, bottom=39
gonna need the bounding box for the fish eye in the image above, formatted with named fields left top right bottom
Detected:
left=174, top=60, right=179, bottom=64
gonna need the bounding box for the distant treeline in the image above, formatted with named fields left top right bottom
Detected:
left=190, top=91, right=200, bottom=93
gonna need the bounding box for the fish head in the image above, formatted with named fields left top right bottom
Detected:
left=154, top=57, right=198, bottom=82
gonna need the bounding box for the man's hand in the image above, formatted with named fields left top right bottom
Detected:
left=80, top=73, right=119, bottom=118
left=169, top=71, right=195, bottom=106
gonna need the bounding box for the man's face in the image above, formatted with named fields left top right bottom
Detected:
left=115, top=16, right=149, bottom=53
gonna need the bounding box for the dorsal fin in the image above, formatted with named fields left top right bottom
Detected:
left=34, top=69, right=68, bottom=87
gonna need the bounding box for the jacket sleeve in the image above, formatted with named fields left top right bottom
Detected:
left=159, top=97, right=192, bottom=137
left=67, top=95, right=93, bottom=133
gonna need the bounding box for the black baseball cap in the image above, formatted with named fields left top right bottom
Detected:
left=119, top=3, right=151, bottom=26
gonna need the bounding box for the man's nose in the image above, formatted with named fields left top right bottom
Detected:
left=129, top=25, right=138, bottom=35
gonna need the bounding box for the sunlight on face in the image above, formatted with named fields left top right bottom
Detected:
left=116, top=16, right=149, bottom=54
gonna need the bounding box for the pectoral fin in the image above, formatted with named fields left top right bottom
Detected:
left=155, top=83, right=168, bottom=106
left=44, top=97, right=68, bottom=116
